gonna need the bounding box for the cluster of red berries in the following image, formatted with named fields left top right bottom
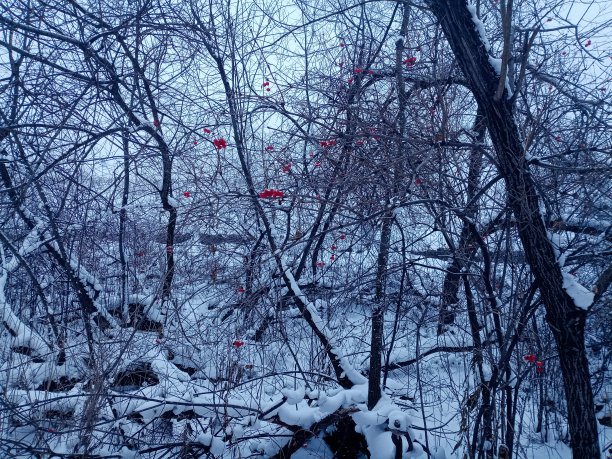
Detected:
left=258, top=189, right=284, bottom=199
left=524, top=354, right=545, bottom=374
left=191, top=126, right=212, bottom=145
left=319, top=140, right=337, bottom=147
left=213, top=138, right=227, bottom=150
left=316, top=234, right=348, bottom=266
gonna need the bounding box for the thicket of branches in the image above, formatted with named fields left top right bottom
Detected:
left=0, top=0, right=610, bottom=457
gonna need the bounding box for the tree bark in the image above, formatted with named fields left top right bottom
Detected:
left=119, top=132, right=130, bottom=324
left=437, top=110, right=485, bottom=334
left=368, top=206, right=393, bottom=409
left=425, top=0, right=600, bottom=457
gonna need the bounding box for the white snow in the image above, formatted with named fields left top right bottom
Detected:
left=281, top=264, right=366, bottom=386
left=562, top=271, right=594, bottom=310
left=467, top=3, right=514, bottom=97
left=467, top=3, right=491, bottom=51
left=167, top=196, right=180, bottom=208
left=282, top=385, right=306, bottom=404
left=489, top=57, right=502, bottom=74
left=0, top=237, right=52, bottom=358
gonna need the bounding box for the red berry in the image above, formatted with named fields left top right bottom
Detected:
left=259, top=189, right=284, bottom=199
left=183, top=191, right=191, bottom=198
left=213, top=138, right=227, bottom=150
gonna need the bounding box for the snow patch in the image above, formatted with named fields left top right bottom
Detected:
left=467, top=3, right=513, bottom=97
left=282, top=385, right=305, bottom=405
left=562, top=272, right=594, bottom=310
left=467, top=3, right=491, bottom=51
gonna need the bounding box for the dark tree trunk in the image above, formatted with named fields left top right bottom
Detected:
left=368, top=5, right=411, bottom=408
left=367, top=207, right=393, bottom=410
left=425, top=0, right=600, bottom=457
left=437, top=110, right=485, bottom=335
left=119, top=132, right=130, bottom=323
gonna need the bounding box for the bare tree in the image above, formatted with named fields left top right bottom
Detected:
left=0, top=0, right=609, bottom=457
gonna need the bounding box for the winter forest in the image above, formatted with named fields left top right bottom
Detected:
left=0, top=0, right=611, bottom=457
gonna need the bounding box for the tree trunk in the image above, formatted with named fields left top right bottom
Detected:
left=368, top=5, right=411, bottom=408
left=368, top=207, right=393, bottom=409
left=119, top=132, right=130, bottom=324
left=425, top=0, right=600, bottom=457
left=437, top=110, right=485, bottom=334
